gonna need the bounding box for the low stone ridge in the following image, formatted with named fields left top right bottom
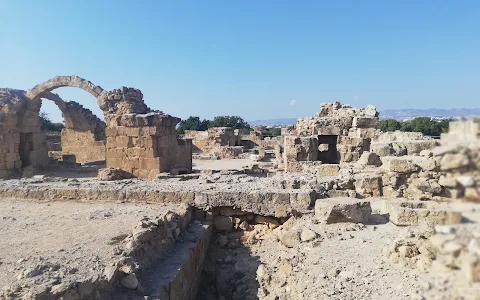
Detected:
left=314, top=197, right=372, bottom=224
left=388, top=203, right=462, bottom=226
left=97, top=167, right=134, bottom=181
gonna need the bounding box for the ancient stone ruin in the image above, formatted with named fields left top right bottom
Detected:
left=0, top=94, right=479, bottom=299
left=281, top=101, right=379, bottom=172
left=0, top=75, right=192, bottom=179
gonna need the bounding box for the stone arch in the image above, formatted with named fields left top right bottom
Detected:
left=26, top=75, right=105, bottom=102
left=39, top=91, right=105, bottom=136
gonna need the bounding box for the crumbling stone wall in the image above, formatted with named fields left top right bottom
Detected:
left=283, top=101, right=379, bottom=171
left=184, top=127, right=240, bottom=157
left=40, top=92, right=107, bottom=163
left=371, top=131, right=439, bottom=157
left=0, top=89, right=28, bottom=178
left=0, top=75, right=192, bottom=179
left=100, top=87, right=192, bottom=178
left=441, top=118, right=480, bottom=143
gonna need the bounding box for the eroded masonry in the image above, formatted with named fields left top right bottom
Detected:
left=0, top=75, right=192, bottom=179
left=0, top=88, right=479, bottom=300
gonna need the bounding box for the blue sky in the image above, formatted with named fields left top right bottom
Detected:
left=1, top=0, right=479, bottom=122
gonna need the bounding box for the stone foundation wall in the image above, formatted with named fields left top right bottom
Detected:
left=185, top=127, right=240, bottom=156
left=61, top=129, right=106, bottom=163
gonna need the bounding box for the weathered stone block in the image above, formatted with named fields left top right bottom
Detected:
left=389, top=205, right=462, bottom=226
left=355, top=174, right=382, bottom=197
left=382, top=157, right=419, bottom=173
left=317, top=164, right=340, bottom=177
left=440, top=153, right=470, bottom=171
left=315, top=197, right=372, bottom=224
left=352, top=117, right=378, bottom=128
left=357, top=152, right=382, bottom=167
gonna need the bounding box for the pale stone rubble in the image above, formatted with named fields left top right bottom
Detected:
left=184, top=127, right=275, bottom=160
left=0, top=93, right=479, bottom=299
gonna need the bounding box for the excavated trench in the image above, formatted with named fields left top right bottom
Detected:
left=128, top=206, right=285, bottom=300
left=113, top=205, right=286, bottom=300
left=195, top=208, right=286, bottom=300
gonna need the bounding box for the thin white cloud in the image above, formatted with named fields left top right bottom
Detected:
left=289, top=100, right=296, bottom=106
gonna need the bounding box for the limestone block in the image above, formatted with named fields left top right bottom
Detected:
left=382, top=186, right=402, bottom=198
left=389, top=205, right=462, bottom=226
left=355, top=174, right=382, bottom=197
left=418, top=157, right=438, bottom=171
left=404, top=140, right=439, bottom=155
left=409, top=178, right=442, bottom=194
left=382, top=157, right=419, bottom=173
left=465, top=187, right=480, bottom=199
left=352, top=117, right=378, bottom=128
left=357, top=152, right=382, bottom=167
left=317, top=164, right=340, bottom=177
left=440, top=153, right=470, bottom=171
left=456, top=176, right=475, bottom=188
left=315, top=197, right=372, bottom=224
left=371, top=143, right=393, bottom=157
left=98, top=168, right=133, bottom=181
left=438, top=175, right=458, bottom=188
left=115, top=136, right=132, bottom=148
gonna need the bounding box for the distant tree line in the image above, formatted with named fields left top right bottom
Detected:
left=260, top=126, right=282, bottom=137
left=377, top=117, right=451, bottom=137
left=177, top=116, right=250, bottom=134
left=40, top=112, right=65, bottom=132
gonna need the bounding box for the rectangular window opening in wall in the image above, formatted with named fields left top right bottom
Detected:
left=318, top=135, right=339, bottom=164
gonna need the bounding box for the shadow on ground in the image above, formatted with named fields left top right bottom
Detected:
left=366, top=213, right=390, bottom=225
left=196, top=232, right=261, bottom=300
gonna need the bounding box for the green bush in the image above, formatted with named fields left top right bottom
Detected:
left=40, top=112, right=65, bottom=132
left=260, top=126, right=282, bottom=137
left=377, top=117, right=451, bottom=137
left=177, top=115, right=249, bottom=134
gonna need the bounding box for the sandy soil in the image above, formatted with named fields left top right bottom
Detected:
left=0, top=199, right=184, bottom=292
left=192, top=159, right=255, bottom=171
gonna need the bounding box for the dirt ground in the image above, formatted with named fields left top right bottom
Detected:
left=0, top=199, right=185, bottom=295
left=199, top=210, right=480, bottom=300
left=192, top=159, right=255, bottom=171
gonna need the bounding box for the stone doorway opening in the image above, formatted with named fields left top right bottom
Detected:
left=19, top=133, right=34, bottom=167
left=318, top=135, right=339, bottom=164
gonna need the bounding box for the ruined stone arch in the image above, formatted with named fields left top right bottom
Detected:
left=1, top=75, right=193, bottom=179
left=26, top=75, right=105, bottom=102
left=38, top=91, right=105, bottom=136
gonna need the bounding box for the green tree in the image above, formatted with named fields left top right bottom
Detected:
left=176, top=116, right=210, bottom=134
left=209, top=116, right=250, bottom=129
left=437, top=119, right=451, bottom=133
left=401, top=117, right=443, bottom=136
left=377, top=117, right=452, bottom=137
left=260, top=126, right=282, bottom=137
left=377, top=119, right=401, bottom=132
left=39, top=112, right=65, bottom=132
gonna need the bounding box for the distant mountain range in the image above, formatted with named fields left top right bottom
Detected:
left=379, top=108, right=480, bottom=120
left=248, top=118, right=298, bottom=127
left=249, top=108, right=480, bottom=126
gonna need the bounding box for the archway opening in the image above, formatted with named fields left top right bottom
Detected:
left=19, top=77, right=108, bottom=177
